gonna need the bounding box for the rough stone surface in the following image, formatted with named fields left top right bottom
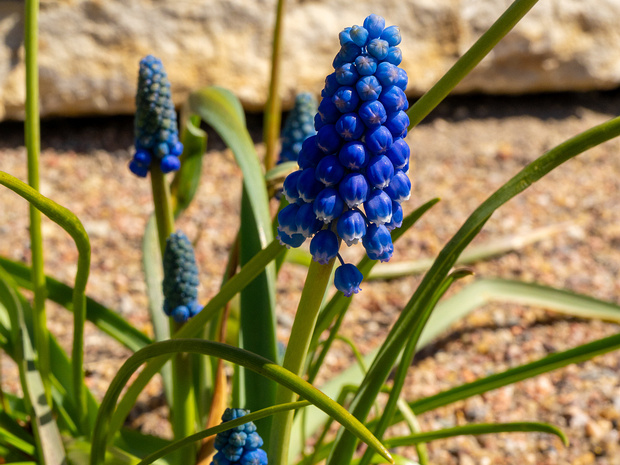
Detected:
left=2, top=0, right=620, bottom=119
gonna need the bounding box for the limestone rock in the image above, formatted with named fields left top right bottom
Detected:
left=1, top=0, right=620, bottom=120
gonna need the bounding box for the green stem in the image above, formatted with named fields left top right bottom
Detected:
left=269, top=258, right=335, bottom=465
left=24, top=0, right=51, bottom=407
left=263, top=0, right=286, bottom=171
left=149, top=164, right=175, bottom=255
left=407, top=0, right=540, bottom=128
left=150, top=164, right=195, bottom=464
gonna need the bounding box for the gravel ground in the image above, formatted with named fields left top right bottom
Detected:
left=1, top=91, right=620, bottom=464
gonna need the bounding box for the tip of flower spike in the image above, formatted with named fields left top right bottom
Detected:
left=212, top=409, right=268, bottom=465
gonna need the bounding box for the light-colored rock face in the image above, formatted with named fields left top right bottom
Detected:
left=2, top=0, right=620, bottom=120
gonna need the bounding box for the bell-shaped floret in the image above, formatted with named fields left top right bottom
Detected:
left=384, top=169, right=411, bottom=202
left=364, top=189, right=393, bottom=225
left=334, top=263, right=364, bottom=297
left=338, top=172, right=369, bottom=208
left=310, top=230, right=339, bottom=265
left=313, top=188, right=345, bottom=223
left=296, top=202, right=323, bottom=237
left=336, top=209, right=367, bottom=245
left=315, top=154, right=345, bottom=186
left=385, top=201, right=403, bottom=231
left=338, top=142, right=368, bottom=170
left=362, top=224, right=394, bottom=262
left=365, top=155, right=395, bottom=189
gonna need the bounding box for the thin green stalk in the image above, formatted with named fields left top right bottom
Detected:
left=150, top=164, right=195, bottom=464
left=407, top=0, right=539, bottom=128
left=269, top=258, right=336, bottom=465
left=263, top=0, right=286, bottom=171
left=24, top=0, right=51, bottom=406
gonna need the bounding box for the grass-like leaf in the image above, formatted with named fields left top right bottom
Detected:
left=0, top=269, right=66, bottom=463
left=0, top=256, right=152, bottom=352
left=383, top=422, right=568, bottom=447
left=90, top=339, right=392, bottom=465
left=170, top=114, right=207, bottom=217
left=0, top=171, right=91, bottom=433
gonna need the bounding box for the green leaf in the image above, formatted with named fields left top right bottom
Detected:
left=409, top=331, right=620, bottom=417
left=383, top=422, right=568, bottom=447
left=90, top=339, right=391, bottom=465
left=140, top=216, right=173, bottom=408
left=0, top=171, right=91, bottom=432
left=0, top=268, right=66, bottom=463
left=265, top=161, right=297, bottom=184
left=189, top=86, right=277, bottom=432
left=170, top=114, right=207, bottom=216
left=368, top=223, right=572, bottom=280
left=0, top=256, right=151, bottom=352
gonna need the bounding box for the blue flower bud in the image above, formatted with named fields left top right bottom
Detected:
left=313, top=188, right=345, bottom=223
left=363, top=14, right=385, bottom=39
left=134, top=150, right=152, bottom=166
left=333, top=42, right=362, bottom=68
left=364, top=189, right=393, bottom=225
left=385, top=138, right=409, bottom=170
left=354, top=54, right=377, bottom=76
left=335, top=113, right=365, bottom=141
left=314, top=113, right=326, bottom=131
left=365, top=154, right=395, bottom=189
left=317, top=97, right=340, bottom=125
left=334, top=263, right=364, bottom=297
left=310, top=230, right=339, bottom=265
left=229, top=431, right=247, bottom=447
left=379, top=85, right=408, bottom=113
left=297, top=168, right=324, bottom=202
left=384, top=169, right=411, bottom=202
left=332, top=86, right=360, bottom=113
left=362, top=224, right=394, bottom=262
left=316, top=124, right=342, bottom=154
left=240, top=449, right=268, bottom=465
left=356, top=76, right=382, bottom=101
left=365, top=125, right=393, bottom=155
left=161, top=155, right=181, bottom=173
left=129, top=159, right=149, bottom=178
left=213, top=451, right=232, bottom=465
left=358, top=100, right=387, bottom=128
left=335, top=63, right=359, bottom=86
left=368, top=38, right=389, bottom=60
left=277, top=203, right=300, bottom=235
left=381, top=26, right=401, bottom=46
left=396, top=68, right=408, bottom=90
left=385, top=47, right=403, bottom=66
left=339, top=27, right=353, bottom=46
left=336, top=210, right=367, bottom=246
left=339, top=172, right=369, bottom=208
left=162, top=231, right=201, bottom=323
left=375, top=62, right=400, bottom=87
left=297, top=136, right=324, bottom=169
left=385, top=110, right=409, bottom=138
left=296, top=202, right=323, bottom=237
left=338, top=142, right=368, bottom=170
left=282, top=170, right=303, bottom=204
left=277, top=228, right=306, bottom=249
left=350, top=25, right=369, bottom=47
left=385, top=201, right=403, bottom=231
left=244, top=432, right=264, bottom=450
left=315, top=154, right=345, bottom=186
left=322, top=73, right=339, bottom=98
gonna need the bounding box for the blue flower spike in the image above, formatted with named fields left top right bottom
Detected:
left=211, top=408, right=268, bottom=465
left=162, top=231, right=202, bottom=323
left=277, top=14, right=411, bottom=295
left=131, top=55, right=183, bottom=176
left=279, top=93, right=318, bottom=163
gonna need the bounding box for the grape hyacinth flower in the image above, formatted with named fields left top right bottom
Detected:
left=277, top=14, right=411, bottom=296
left=130, top=55, right=184, bottom=177
left=211, top=408, right=268, bottom=465
left=162, top=231, right=202, bottom=323
left=279, top=93, right=318, bottom=163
